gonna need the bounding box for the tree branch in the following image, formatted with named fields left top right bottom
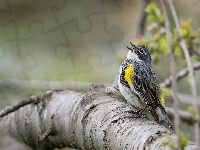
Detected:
left=3, top=62, right=199, bottom=93
left=0, top=91, right=53, bottom=117
left=160, top=0, right=181, bottom=149
left=134, top=0, right=150, bottom=38
left=160, top=62, right=200, bottom=88
left=176, top=93, right=200, bottom=106
left=0, top=79, right=109, bottom=91
left=165, top=107, right=200, bottom=126
left=0, top=84, right=199, bottom=149
left=168, top=0, right=200, bottom=145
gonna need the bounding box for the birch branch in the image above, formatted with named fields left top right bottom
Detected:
left=0, top=84, right=198, bottom=150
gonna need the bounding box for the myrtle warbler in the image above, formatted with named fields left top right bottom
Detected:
left=107, top=42, right=174, bottom=132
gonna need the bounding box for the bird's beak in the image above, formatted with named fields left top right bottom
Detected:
left=126, top=46, right=133, bottom=52
left=126, top=42, right=137, bottom=52
left=130, top=42, right=137, bottom=52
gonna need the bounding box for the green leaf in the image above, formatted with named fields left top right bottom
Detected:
left=180, top=131, right=190, bottom=148
left=188, top=105, right=199, bottom=120
left=145, top=3, right=164, bottom=24
left=158, top=38, right=168, bottom=55
left=186, top=77, right=191, bottom=83
left=173, top=46, right=181, bottom=53
left=161, top=87, right=171, bottom=97
left=160, top=134, right=177, bottom=150
left=180, top=19, right=191, bottom=37
left=160, top=132, right=189, bottom=150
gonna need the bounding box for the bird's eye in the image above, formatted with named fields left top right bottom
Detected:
left=138, top=49, right=144, bottom=54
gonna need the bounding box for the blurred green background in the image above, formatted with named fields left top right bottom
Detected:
left=0, top=0, right=200, bottom=148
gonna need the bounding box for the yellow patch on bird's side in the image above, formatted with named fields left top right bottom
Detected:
left=160, top=95, right=165, bottom=107
left=124, top=64, right=134, bottom=84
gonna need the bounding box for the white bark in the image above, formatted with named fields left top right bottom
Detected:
left=0, top=84, right=198, bottom=150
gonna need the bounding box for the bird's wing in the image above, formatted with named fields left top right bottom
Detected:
left=131, top=61, right=160, bottom=96
left=131, top=62, right=162, bottom=122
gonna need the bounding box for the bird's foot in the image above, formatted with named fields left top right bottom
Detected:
left=125, top=108, right=147, bottom=118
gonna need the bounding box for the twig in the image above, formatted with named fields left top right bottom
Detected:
left=134, top=0, right=150, bottom=38
left=160, top=0, right=180, bottom=149
left=168, top=0, right=200, bottom=145
left=39, top=115, right=56, bottom=143
left=0, top=79, right=110, bottom=91
left=160, top=62, right=200, bottom=88
left=165, top=107, right=200, bottom=126
left=0, top=91, right=53, bottom=118
left=176, top=93, right=200, bottom=106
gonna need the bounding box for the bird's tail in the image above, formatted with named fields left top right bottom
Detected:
left=155, top=104, right=174, bottom=132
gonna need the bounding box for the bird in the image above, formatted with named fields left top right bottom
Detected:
left=118, top=42, right=174, bottom=132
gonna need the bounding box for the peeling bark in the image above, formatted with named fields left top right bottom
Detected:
left=0, top=84, right=198, bottom=150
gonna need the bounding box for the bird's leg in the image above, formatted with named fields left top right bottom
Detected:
left=135, top=106, right=147, bottom=114
left=133, top=106, right=148, bottom=118
left=125, top=106, right=148, bottom=118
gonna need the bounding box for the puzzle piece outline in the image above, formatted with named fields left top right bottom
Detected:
left=0, top=0, right=126, bottom=95
left=0, top=0, right=199, bottom=99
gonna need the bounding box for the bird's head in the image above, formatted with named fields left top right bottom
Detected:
left=126, top=42, right=151, bottom=64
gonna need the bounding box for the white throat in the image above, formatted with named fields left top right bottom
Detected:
left=126, top=51, right=140, bottom=61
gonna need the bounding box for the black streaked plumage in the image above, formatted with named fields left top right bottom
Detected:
left=118, top=42, right=174, bottom=132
